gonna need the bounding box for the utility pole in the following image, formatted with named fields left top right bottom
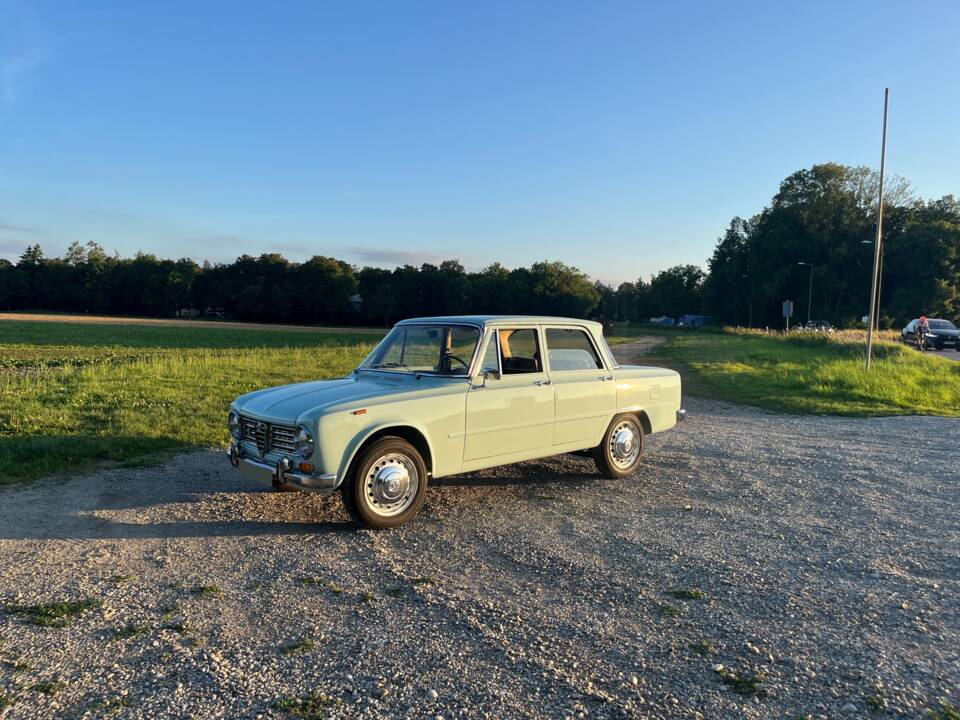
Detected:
left=866, top=88, right=889, bottom=371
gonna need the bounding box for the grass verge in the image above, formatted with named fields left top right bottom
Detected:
left=0, top=319, right=381, bottom=484
left=634, top=327, right=960, bottom=417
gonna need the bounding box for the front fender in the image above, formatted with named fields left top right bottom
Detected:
left=334, top=420, right=438, bottom=490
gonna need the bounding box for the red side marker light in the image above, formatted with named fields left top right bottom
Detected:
left=352, top=408, right=368, bottom=415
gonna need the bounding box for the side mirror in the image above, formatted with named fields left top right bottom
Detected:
left=474, top=369, right=500, bottom=387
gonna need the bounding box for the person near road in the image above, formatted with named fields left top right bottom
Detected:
left=917, top=315, right=930, bottom=350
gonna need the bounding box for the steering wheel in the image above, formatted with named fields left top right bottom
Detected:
left=444, top=352, right=469, bottom=371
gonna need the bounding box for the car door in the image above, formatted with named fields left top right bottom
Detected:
left=463, top=326, right=555, bottom=461
left=544, top=326, right=617, bottom=446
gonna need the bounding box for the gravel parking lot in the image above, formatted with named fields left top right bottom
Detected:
left=0, top=357, right=957, bottom=719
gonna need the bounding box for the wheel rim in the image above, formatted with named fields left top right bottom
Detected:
left=609, top=421, right=641, bottom=469
left=365, top=452, right=419, bottom=517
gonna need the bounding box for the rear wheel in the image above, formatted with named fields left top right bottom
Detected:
left=342, top=437, right=428, bottom=529
left=593, top=414, right=644, bottom=479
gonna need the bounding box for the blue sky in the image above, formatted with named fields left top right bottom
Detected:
left=1, top=0, right=958, bottom=284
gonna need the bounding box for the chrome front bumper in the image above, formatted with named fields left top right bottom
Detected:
left=676, top=408, right=687, bottom=422
left=227, top=444, right=337, bottom=491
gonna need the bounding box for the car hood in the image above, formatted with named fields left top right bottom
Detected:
left=928, top=328, right=959, bottom=337
left=233, top=371, right=451, bottom=423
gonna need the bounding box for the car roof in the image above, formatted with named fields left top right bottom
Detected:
left=396, top=315, right=603, bottom=329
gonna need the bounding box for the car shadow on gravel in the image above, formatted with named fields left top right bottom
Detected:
left=0, top=461, right=363, bottom=540
left=433, top=457, right=600, bottom=488
left=0, top=451, right=616, bottom=541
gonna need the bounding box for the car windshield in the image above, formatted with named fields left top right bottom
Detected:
left=359, top=324, right=480, bottom=376
left=929, top=320, right=956, bottom=330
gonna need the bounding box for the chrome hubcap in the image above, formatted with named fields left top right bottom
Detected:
left=366, top=453, right=419, bottom=517
left=609, top=421, right=641, bottom=469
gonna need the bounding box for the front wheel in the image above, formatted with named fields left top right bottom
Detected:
left=593, top=414, right=644, bottom=479
left=342, top=437, right=428, bottom=529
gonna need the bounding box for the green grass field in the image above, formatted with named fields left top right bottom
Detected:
left=0, top=320, right=383, bottom=485
left=2, top=317, right=958, bottom=486
left=646, top=328, right=960, bottom=417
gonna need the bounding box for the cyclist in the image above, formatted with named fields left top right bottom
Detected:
left=916, top=315, right=930, bottom=350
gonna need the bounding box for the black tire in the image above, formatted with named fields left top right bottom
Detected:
left=592, top=413, right=645, bottom=479
left=341, top=437, right=428, bottom=529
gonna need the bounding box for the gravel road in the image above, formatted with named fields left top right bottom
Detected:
left=1, top=345, right=958, bottom=719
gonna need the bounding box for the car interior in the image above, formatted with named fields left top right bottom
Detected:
left=498, top=329, right=542, bottom=374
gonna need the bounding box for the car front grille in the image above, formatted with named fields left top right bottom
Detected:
left=239, top=416, right=298, bottom=456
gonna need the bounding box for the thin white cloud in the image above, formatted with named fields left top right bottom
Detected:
left=0, top=219, right=34, bottom=233
left=0, top=238, right=27, bottom=259
left=340, top=245, right=451, bottom=267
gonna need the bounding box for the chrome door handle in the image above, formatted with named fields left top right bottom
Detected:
left=533, top=379, right=552, bottom=386
left=598, top=376, right=613, bottom=381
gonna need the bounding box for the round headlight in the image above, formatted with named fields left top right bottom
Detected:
left=228, top=411, right=241, bottom=441
left=296, top=427, right=314, bottom=459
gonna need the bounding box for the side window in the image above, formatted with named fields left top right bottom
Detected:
left=478, top=332, right=500, bottom=374
left=545, top=328, right=603, bottom=371
left=498, top=328, right=542, bottom=374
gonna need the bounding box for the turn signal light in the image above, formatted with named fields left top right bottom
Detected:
left=298, top=462, right=315, bottom=473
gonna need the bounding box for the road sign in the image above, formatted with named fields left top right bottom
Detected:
left=783, top=300, right=794, bottom=332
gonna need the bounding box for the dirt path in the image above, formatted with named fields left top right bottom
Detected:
left=0, top=389, right=956, bottom=718
left=609, top=337, right=665, bottom=363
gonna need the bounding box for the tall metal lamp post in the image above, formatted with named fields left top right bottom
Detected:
left=797, top=262, right=814, bottom=325
left=862, top=240, right=885, bottom=330
left=866, top=88, right=889, bottom=371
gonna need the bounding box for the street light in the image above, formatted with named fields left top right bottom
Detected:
left=797, top=262, right=814, bottom=325
left=862, top=240, right=885, bottom=331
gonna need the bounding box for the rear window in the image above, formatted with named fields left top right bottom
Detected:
left=545, top=328, right=603, bottom=371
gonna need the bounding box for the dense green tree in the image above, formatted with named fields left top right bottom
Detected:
left=648, top=265, right=705, bottom=317
left=295, top=256, right=357, bottom=324
left=701, top=163, right=954, bottom=327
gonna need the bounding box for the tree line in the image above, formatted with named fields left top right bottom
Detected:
left=703, top=164, right=960, bottom=327
left=0, top=244, right=705, bottom=326
left=1, top=162, right=956, bottom=328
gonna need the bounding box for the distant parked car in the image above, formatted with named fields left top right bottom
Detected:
left=226, top=315, right=685, bottom=528
left=677, top=314, right=713, bottom=327
left=802, top=320, right=834, bottom=332
left=901, top=318, right=960, bottom=351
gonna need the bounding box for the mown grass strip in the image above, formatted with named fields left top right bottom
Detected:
left=648, top=328, right=960, bottom=417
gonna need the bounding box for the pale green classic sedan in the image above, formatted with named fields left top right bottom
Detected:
left=227, top=315, right=684, bottom=528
